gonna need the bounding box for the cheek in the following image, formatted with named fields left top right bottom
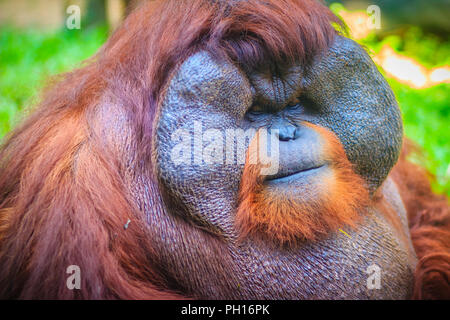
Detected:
left=155, top=109, right=255, bottom=231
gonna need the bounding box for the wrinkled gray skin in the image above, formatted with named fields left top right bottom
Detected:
left=101, top=36, right=417, bottom=299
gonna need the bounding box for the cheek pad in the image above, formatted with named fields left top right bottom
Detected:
left=302, top=36, right=403, bottom=192
left=155, top=51, right=253, bottom=232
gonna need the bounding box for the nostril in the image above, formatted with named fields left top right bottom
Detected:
left=278, top=126, right=297, bottom=141
left=294, top=126, right=301, bottom=139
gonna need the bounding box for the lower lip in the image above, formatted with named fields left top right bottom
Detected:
left=265, top=165, right=325, bottom=184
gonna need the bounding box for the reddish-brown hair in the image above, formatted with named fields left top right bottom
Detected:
left=235, top=124, right=370, bottom=246
left=390, top=140, right=450, bottom=299
left=0, top=0, right=341, bottom=299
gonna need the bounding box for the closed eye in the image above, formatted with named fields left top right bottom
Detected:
left=245, top=104, right=270, bottom=122
left=247, top=110, right=264, bottom=116
left=286, top=97, right=300, bottom=110
left=285, top=104, right=300, bottom=111
left=247, top=104, right=265, bottom=114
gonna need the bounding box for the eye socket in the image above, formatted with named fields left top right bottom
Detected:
left=286, top=97, right=300, bottom=109
left=245, top=104, right=268, bottom=122
left=247, top=104, right=265, bottom=115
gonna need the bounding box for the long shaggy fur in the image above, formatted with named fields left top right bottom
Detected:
left=390, top=140, right=450, bottom=299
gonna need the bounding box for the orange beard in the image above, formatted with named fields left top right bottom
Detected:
left=235, top=124, right=371, bottom=246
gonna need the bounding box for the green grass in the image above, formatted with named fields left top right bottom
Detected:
left=361, top=27, right=450, bottom=68
left=390, top=80, right=450, bottom=195
left=0, top=25, right=109, bottom=135
left=0, top=25, right=449, bottom=196
left=359, top=28, right=450, bottom=196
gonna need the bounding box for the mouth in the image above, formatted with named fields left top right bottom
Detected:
left=265, top=165, right=325, bottom=183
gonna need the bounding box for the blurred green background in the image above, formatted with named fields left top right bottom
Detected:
left=0, top=0, right=449, bottom=195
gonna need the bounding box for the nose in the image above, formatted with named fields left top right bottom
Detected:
left=278, top=125, right=297, bottom=141
left=270, top=120, right=300, bottom=141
